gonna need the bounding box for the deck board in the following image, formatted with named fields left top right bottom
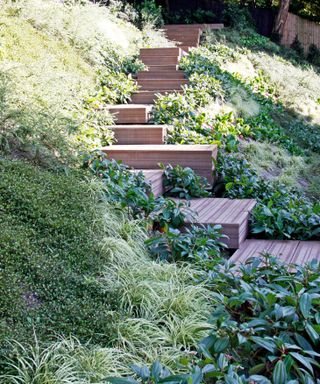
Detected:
left=102, top=144, right=217, bottom=183
left=174, top=198, right=256, bottom=249
left=230, top=240, right=320, bottom=265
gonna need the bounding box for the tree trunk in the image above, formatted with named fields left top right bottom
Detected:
left=273, top=0, right=290, bottom=37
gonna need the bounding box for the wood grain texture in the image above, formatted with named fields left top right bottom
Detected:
left=230, top=239, right=320, bottom=265
left=174, top=198, right=256, bottom=249
left=107, top=105, right=152, bottom=124
left=102, top=144, right=218, bottom=183
left=111, top=125, right=166, bottom=145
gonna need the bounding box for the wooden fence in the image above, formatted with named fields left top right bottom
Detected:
left=282, top=13, right=320, bottom=53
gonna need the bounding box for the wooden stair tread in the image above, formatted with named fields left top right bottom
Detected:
left=140, top=56, right=180, bottom=65
left=137, top=71, right=185, bottom=79
left=173, top=198, right=256, bottom=249
left=108, top=104, right=152, bottom=124
left=147, top=65, right=179, bottom=71
left=137, top=79, right=188, bottom=91
left=107, top=104, right=151, bottom=109
left=103, top=144, right=215, bottom=151
left=140, top=47, right=182, bottom=56
left=131, top=90, right=183, bottom=104
left=111, top=125, right=166, bottom=145
left=230, top=239, right=320, bottom=265
left=164, top=23, right=224, bottom=30
left=101, top=144, right=217, bottom=184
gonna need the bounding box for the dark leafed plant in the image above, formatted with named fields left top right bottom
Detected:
left=195, top=256, right=320, bottom=382
left=83, top=150, right=153, bottom=218
left=160, top=163, right=211, bottom=199
left=148, top=197, right=196, bottom=231
left=145, top=224, right=227, bottom=263
left=105, top=360, right=199, bottom=384
left=217, top=152, right=320, bottom=240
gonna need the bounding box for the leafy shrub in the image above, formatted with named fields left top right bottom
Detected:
left=291, top=35, right=304, bottom=57
left=83, top=150, right=153, bottom=218
left=135, top=0, right=164, bottom=29
left=164, top=8, right=215, bottom=25
left=107, top=257, right=320, bottom=383
left=218, top=153, right=320, bottom=239
left=161, top=163, right=210, bottom=199
left=145, top=225, right=227, bottom=263
left=222, top=4, right=255, bottom=30
left=196, top=256, right=320, bottom=382
left=148, top=197, right=196, bottom=231
left=307, top=44, right=320, bottom=67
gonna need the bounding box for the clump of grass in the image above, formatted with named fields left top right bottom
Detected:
left=241, top=141, right=306, bottom=189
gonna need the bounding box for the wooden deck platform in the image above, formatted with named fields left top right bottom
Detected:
left=108, top=104, right=152, bottom=124
left=230, top=240, right=320, bottom=264
left=131, top=169, right=164, bottom=197
left=110, top=125, right=167, bottom=145
left=101, top=144, right=217, bottom=183
left=174, top=198, right=256, bottom=249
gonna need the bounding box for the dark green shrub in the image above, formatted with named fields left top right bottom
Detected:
left=161, top=163, right=211, bottom=199
left=148, top=197, right=196, bottom=231
left=135, top=0, right=164, bottom=28
left=83, top=150, right=153, bottom=218
left=222, top=3, right=255, bottom=30
left=307, top=44, right=320, bottom=66
left=196, top=256, right=320, bottom=382
left=291, top=35, right=304, bottom=57
left=218, top=152, right=320, bottom=240
left=145, top=225, right=227, bottom=263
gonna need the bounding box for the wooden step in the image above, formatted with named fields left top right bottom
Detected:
left=140, top=56, right=180, bottom=66
left=131, top=90, right=183, bottom=104
left=107, top=105, right=152, bottom=124
left=164, top=23, right=224, bottom=30
left=175, top=198, right=256, bottom=249
left=101, top=144, right=218, bottom=183
left=164, top=31, right=201, bottom=39
left=140, top=47, right=182, bottom=57
left=137, top=79, right=188, bottom=91
left=131, top=169, right=164, bottom=198
left=230, top=240, right=320, bottom=265
left=147, top=65, right=179, bottom=71
left=111, top=125, right=166, bottom=145
left=137, top=71, right=185, bottom=80
left=180, top=46, right=192, bottom=53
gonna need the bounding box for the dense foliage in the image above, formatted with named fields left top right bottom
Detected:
left=115, top=256, right=320, bottom=383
